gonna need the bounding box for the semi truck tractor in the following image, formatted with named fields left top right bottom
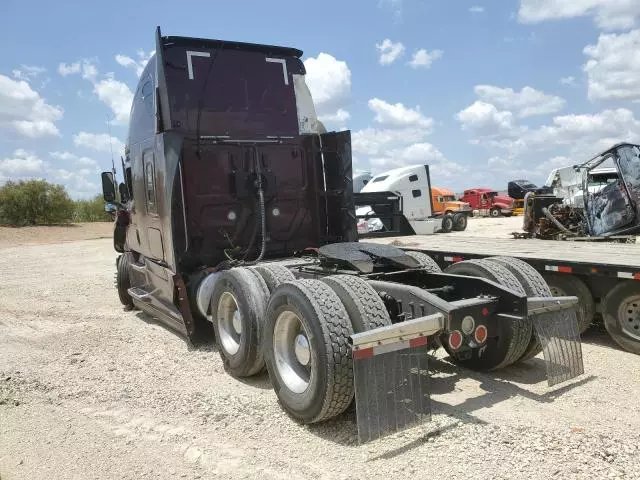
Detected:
left=101, top=27, right=585, bottom=443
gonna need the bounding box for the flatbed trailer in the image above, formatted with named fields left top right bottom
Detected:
left=370, top=234, right=640, bottom=355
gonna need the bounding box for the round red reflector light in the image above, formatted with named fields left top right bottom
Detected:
left=474, top=325, right=488, bottom=344
left=448, top=330, right=463, bottom=350
left=482, top=307, right=489, bottom=317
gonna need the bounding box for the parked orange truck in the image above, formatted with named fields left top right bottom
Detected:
left=431, top=187, right=473, bottom=216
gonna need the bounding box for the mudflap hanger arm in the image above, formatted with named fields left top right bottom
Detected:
left=348, top=278, right=584, bottom=443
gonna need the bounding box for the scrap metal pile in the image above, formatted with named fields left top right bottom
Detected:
left=514, top=192, right=587, bottom=240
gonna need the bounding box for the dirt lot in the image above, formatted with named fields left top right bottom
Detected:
left=2, top=219, right=640, bottom=480
left=0, top=222, right=112, bottom=248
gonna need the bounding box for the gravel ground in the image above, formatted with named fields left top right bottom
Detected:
left=2, top=226, right=640, bottom=480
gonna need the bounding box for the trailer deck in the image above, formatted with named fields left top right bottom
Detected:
left=369, top=235, right=640, bottom=280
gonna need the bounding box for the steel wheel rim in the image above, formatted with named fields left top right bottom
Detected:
left=549, top=285, right=566, bottom=297
left=273, top=310, right=312, bottom=394
left=217, top=291, right=242, bottom=355
left=618, top=294, right=640, bottom=340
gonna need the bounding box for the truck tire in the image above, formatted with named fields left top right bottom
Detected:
left=443, top=259, right=531, bottom=370
left=541, top=273, right=594, bottom=334
left=250, top=263, right=295, bottom=293
left=264, top=279, right=354, bottom=423
left=116, top=252, right=134, bottom=309
left=320, top=275, right=392, bottom=333
left=211, top=267, right=270, bottom=377
left=484, top=256, right=551, bottom=361
left=602, top=281, right=640, bottom=355
left=440, top=214, right=454, bottom=233
left=452, top=212, right=467, bottom=231
left=404, top=250, right=442, bottom=272
left=490, top=207, right=500, bottom=218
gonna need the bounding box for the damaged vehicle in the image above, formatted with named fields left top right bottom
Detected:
left=519, top=143, right=640, bottom=241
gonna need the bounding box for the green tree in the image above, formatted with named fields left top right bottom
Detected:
left=73, top=194, right=112, bottom=222
left=0, top=180, right=75, bottom=226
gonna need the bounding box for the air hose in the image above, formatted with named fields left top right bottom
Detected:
left=241, top=147, right=267, bottom=265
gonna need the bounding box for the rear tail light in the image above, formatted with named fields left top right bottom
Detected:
left=448, top=330, right=463, bottom=350
left=474, top=325, right=488, bottom=344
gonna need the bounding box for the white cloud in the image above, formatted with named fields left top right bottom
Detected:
left=375, top=39, right=405, bottom=65
left=487, top=156, right=511, bottom=168
left=469, top=6, right=484, bottom=13
left=92, top=78, right=134, bottom=125
left=73, top=132, right=125, bottom=154
left=12, top=65, right=46, bottom=82
left=468, top=108, right=640, bottom=164
left=583, top=29, right=640, bottom=103
left=116, top=50, right=155, bottom=77
left=52, top=168, right=100, bottom=199
left=50, top=151, right=100, bottom=171
left=318, top=109, right=350, bottom=123
left=560, top=76, right=576, bottom=86
left=368, top=98, right=434, bottom=130
left=353, top=127, right=427, bottom=157
left=82, top=62, right=98, bottom=81
left=303, top=53, right=351, bottom=123
left=0, top=149, right=45, bottom=177
left=370, top=142, right=466, bottom=177
left=408, top=49, right=443, bottom=69
left=58, top=62, right=81, bottom=76
left=457, top=101, right=518, bottom=135
left=58, top=59, right=133, bottom=123
left=518, top=0, right=639, bottom=30
left=526, top=109, right=640, bottom=151
left=352, top=101, right=463, bottom=180
left=0, top=75, right=63, bottom=138
left=474, top=85, right=565, bottom=117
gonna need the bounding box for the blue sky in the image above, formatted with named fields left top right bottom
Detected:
left=1, top=0, right=640, bottom=198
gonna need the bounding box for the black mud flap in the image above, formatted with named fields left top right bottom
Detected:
left=529, top=297, right=585, bottom=387
left=352, top=339, right=431, bottom=443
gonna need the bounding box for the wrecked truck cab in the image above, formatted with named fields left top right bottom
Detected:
left=523, top=142, right=640, bottom=239
left=101, top=27, right=585, bottom=444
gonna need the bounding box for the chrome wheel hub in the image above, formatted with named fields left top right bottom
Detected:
left=294, top=334, right=311, bottom=366
left=217, top=291, right=242, bottom=355
left=273, top=311, right=312, bottom=394
left=619, top=294, right=640, bottom=340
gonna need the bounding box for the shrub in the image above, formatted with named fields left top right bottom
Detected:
left=0, top=180, right=75, bottom=226
left=73, top=194, right=112, bottom=222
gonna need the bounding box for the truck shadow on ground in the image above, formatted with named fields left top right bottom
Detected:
left=580, top=320, right=622, bottom=351
left=306, top=354, right=596, bottom=453
left=134, top=310, right=274, bottom=390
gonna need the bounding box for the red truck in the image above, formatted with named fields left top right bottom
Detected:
left=460, top=188, right=514, bottom=217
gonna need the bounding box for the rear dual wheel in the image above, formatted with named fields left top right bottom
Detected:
left=264, top=275, right=391, bottom=423
left=483, top=256, right=551, bottom=361
left=442, top=259, right=531, bottom=370
left=211, top=267, right=270, bottom=377
left=452, top=213, right=468, bottom=231
left=264, top=279, right=355, bottom=423
left=440, top=214, right=454, bottom=233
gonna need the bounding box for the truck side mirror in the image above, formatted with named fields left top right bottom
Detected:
left=101, top=171, right=116, bottom=203
left=118, top=182, right=129, bottom=203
